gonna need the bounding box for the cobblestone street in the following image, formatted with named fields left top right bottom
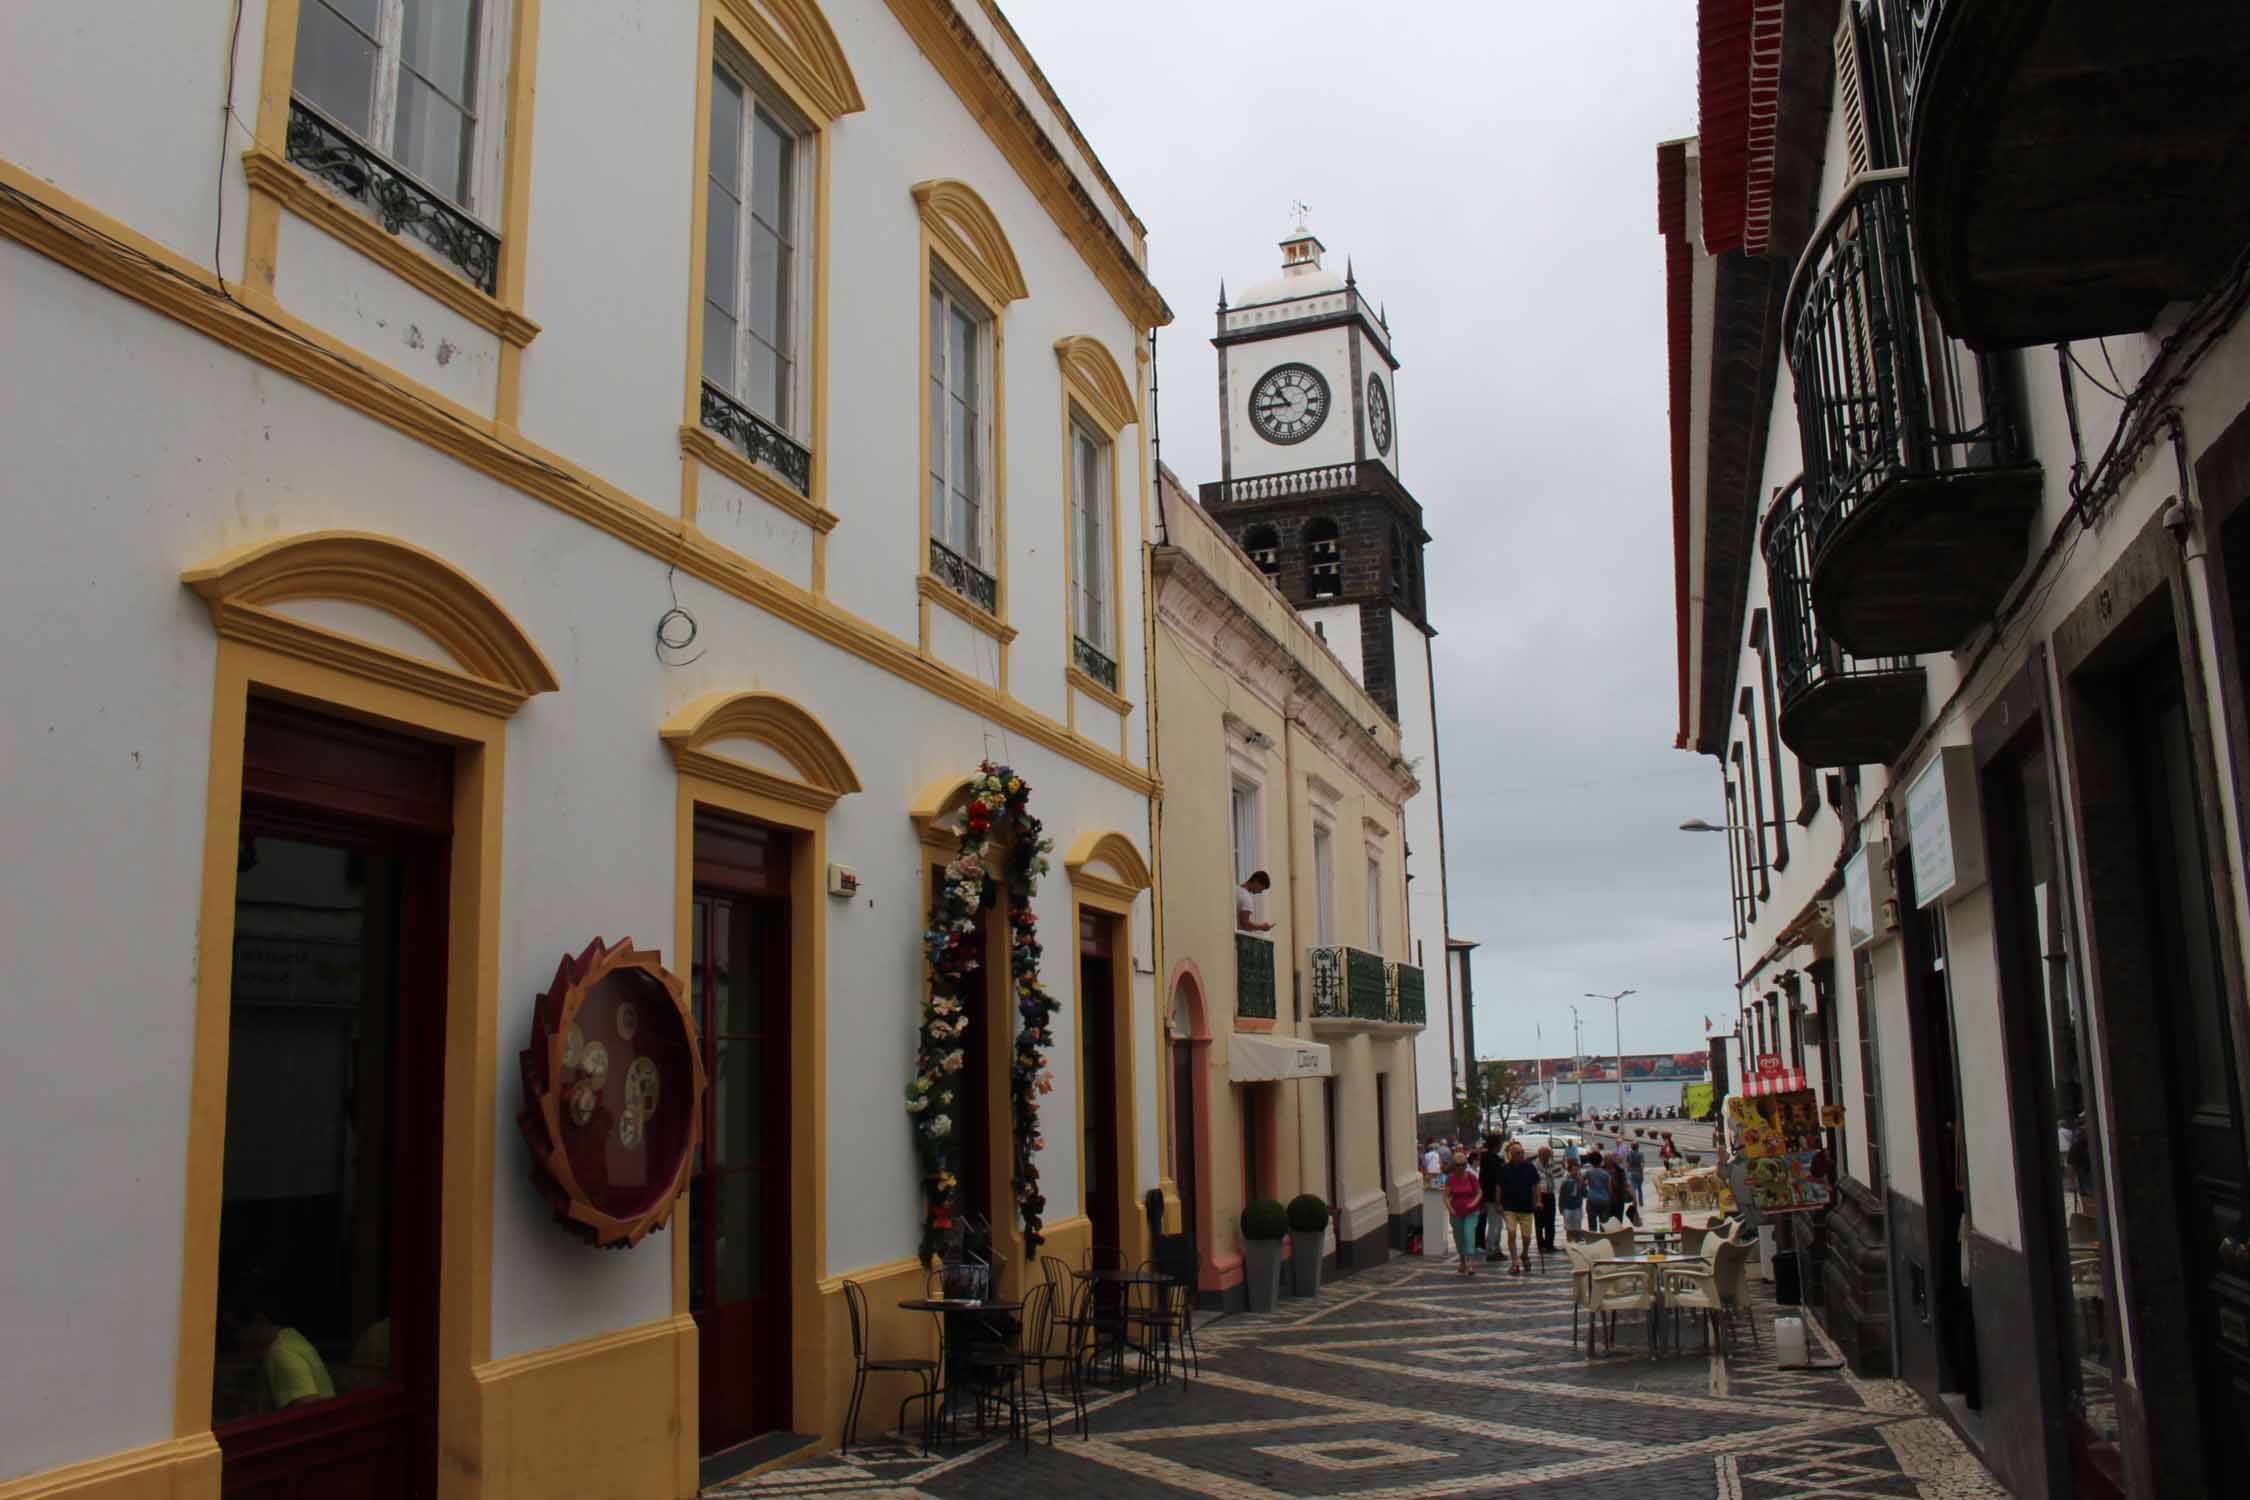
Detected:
left=710, top=1253, right=2008, bottom=1499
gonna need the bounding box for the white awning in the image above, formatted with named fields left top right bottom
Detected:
left=1227, top=1032, right=1332, bottom=1081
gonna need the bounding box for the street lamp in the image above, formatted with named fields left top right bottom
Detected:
left=1567, top=1002, right=1585, bottom=1119
left=1679, top=817, right=1750, bottom=983
left=1584, top=988, right=1636, bottom=1120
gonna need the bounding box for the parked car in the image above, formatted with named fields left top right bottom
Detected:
left=1507, top=1130, right=1584, bottom=1157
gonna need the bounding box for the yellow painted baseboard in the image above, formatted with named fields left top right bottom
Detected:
left=0, top=1434, right=219, bottom=1500
left=468, top=1314, right=698, bottom=1500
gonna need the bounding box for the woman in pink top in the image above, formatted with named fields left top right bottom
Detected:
left=1444, top=1151, right=1484, bottom=1276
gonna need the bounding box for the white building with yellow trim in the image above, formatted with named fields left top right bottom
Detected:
left=0, top=2, right=1168, bottom=1496
left=1151, top=469, right=1426, bottom=1304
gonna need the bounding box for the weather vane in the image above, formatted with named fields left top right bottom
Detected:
left=1290, top=199, right=1310, bottom=232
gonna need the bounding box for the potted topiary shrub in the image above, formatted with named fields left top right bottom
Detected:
left=1286, top=1194, right=1329, bottom=1297
left=1240, top=1199, right=1288, bottom=1312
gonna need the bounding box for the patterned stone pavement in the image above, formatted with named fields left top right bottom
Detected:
left=709, top=1253, right=2009, bottom=1500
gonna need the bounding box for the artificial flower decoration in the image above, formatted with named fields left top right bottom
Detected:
left=907, top=761, right=1062, bottom=1265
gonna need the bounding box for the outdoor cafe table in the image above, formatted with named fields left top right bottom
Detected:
left=898, top=1297, right=1025, bottom=1445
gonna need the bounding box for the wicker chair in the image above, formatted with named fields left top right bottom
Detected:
left=1586, top=1262, right=1661, bottom=1359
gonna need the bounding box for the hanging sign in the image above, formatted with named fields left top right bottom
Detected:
left=1905, top=747, right=1988, bottom=908
left=518, top=936, right=705, bottom=1248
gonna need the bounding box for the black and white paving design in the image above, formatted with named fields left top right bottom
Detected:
left=708, top=1256, right=2008, bottom=1500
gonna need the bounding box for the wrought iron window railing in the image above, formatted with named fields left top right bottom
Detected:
left=1072, top=637, right=1117, bottom=691
left=1309, top=946, right=1423, bottom=1026
left=285, top=98, right=499, bottom=293
left=1783, top=172, right=2024, bottom=562
left=1395, top=962, right=1426, bottom=1026
left=1236, top=931, right=1277, bottom=1021
left=928, top=538, right=998, bottom=615
left=1761, top=479, right=1917, bottom=703
left=699, top=381, right=813, bottom=496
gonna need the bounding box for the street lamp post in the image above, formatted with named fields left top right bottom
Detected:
left=1585, top=989, right=1636, bottom=1119
left=1567, top=1003, right=1585, bottom=1119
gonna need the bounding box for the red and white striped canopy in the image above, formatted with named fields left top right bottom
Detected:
left=1742, top=1067, right=1807, bottom=1097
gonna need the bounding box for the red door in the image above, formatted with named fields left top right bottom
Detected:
left=1079, top=913, right=1120, bottom=1252
left=216, top=703, right=451, bottom=1500
left=690, top=814, right=792, bottom=1452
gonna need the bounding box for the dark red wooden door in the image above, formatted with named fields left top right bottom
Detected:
left=217, top=703, right=451, bottom=1500
left=690, top=815, right=792, bottom=1452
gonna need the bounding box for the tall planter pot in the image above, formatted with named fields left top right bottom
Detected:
left=1243, top=1237, right=1285, bottom=1311
left=1289, top=1230, right=1324, bottom=1296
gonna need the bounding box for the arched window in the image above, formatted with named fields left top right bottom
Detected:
left=1306, top=517, right=1341, bottom=598
left=1243, top=524, right=1281, bottom=577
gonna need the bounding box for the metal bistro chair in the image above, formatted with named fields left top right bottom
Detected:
left=1152, top=1233, right=1202, bottom=1377
left=1124, top=1260, right=1189, bottom=1388
left=964, top=1278, right=1058, bottom=1452
left=841, top=1278, right=939, bottom=1454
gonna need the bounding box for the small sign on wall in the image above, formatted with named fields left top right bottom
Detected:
left=1905, top=747, right=1988, bottom=908
left=1842, top=839, right=1895, bottom=949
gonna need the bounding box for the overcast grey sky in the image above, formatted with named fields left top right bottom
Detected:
left=1003, top=0, right=1731, bottom=1065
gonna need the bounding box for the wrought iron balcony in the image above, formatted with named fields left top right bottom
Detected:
left=1235, top=931, right=1277, bottom=1022
left=928, top=537, right=998, bottom=615
left=700, top=382, right=813, bottom=496
left=1308, top=946, right=1424, bottom=1031
left=1784, top=172, right=2041, bottom=658
left=1896, top=0, right=2250, bottom=348
left=1072, top=636, right=1118, bottom=692
left=1762, top=480, right=1926, bottom=769
left=285, top=98, right=498, bottom=293
left=1395, top=962, right=1426, bottom=1027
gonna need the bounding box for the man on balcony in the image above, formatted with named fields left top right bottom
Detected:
left=1236, top=870, right=1275, bottom=932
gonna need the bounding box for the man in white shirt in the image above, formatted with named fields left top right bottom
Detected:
left=1421, top=1142, right=1443, bottom=1177
left=1236, top=870, right=1274, bottom=932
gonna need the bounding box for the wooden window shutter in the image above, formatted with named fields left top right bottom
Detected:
left=1835, top=7, right=1870, bottom=178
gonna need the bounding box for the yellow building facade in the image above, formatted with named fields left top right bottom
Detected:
left=1151, top=471, right=1426, bottom=1304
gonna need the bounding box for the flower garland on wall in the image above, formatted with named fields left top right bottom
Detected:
left=906, top=761, right=1060, bottom=1266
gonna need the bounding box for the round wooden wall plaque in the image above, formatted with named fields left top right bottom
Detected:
left=518, top=936, right=705, bottom=1248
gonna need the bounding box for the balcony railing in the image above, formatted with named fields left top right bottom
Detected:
left=928, top=537, right=998, bottom=615
left=1782, top=171, right=2040, bottom=656
left=1235, top=931, right=1276, bottom=1022
left=1761, top=481, right=1926, bottom=769
left=700, top=381, right=813, bottom=496
left=1889, top=0, right=2250, bottom=347
left=1198, top=459, right=1416, bottom=513
left=1309, top=946, right=1425, bottom=1028
left=286, top=98, right=499, bottom=292
left=1072, top=636, right=1118, bottom=691
left=1395, top=963, right=1426, bottom=1026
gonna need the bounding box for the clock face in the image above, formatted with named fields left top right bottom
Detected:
left=1249, top=363, right=1330, bottom=445
left=1367, top=375, right=1392, bottom=456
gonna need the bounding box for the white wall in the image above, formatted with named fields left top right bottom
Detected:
left=0, top=0, right=1161, bottom=1478
left=1391, top=609, right=1457, bottom=1116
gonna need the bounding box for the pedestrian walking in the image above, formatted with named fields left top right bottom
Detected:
left=1582, top=1148, right=1612, bottom=1227
left=1559, top=1163, right=1586, bottom=1240
left=1479, top=1132, right=1505, bottom=1259
left=1532, top=1145, right=1561, bottom=1254
left=1625, top=1140, right=1646, bottom=1206
left=1610, top=1154, right=1638, bottom=1227
left=1444, top=1151, right=1483, bottom=1277
left=1496, top=1140, right=1542, bottom=1274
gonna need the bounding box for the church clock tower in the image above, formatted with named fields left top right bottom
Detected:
left=1200, top=218, right=1461, bottom=1135
left=1208, top=220, right=1425, bottom=716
